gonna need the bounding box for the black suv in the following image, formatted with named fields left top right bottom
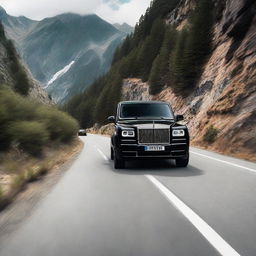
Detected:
left=108, top=101, right=189, bottom=169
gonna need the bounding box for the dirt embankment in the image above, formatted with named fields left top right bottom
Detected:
left=0, top=138, right=83, bottom=210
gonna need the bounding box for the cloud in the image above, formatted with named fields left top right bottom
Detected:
left=103, top=0, right=131, bottom=10
left=97, top=0, right=151, bottom=25
left=0, top=0, right=151, bottom=26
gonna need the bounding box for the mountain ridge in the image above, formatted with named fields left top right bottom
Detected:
left=0, top=7, right=128, bottom=102
left=113, top=22, right=133, bottom=34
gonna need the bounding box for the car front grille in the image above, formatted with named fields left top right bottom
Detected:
left=138, top=129, right=170, bottom=144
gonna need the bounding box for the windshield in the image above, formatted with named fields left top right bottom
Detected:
left=120, top=103, right=174, bottom=119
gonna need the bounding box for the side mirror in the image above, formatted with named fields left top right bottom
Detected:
left=176, top=115, right=184, bottom=122
left=107, top=116, right=116, bottom=123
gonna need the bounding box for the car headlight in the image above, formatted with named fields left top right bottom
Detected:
left=121, top=130, right=135, bottom=137
left=172, top=129, right=185, bottom=137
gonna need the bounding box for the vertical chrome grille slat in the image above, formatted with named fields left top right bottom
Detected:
left=138, top=129, right=170, bottom=144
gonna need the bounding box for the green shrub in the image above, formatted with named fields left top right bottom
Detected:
left=0, top=88, right=37, bottom=121
left=36, top=106, right=79, bottom=143
left=0, top=87, right=78, bottom=154
left=9, top=121, right=49, bottom=156
left=0, top=88, right=38, bottom=151
left=203, top=125, right=219, bottom=143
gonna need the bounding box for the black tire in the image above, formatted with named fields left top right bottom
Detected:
left=176, top=155, right=189, bottom=167
left=111, top=147, right=114, bottom=160
left=114, top=150, right=125, bottom=169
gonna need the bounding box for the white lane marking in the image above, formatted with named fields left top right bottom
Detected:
left=190, top=151, right=256, bottom=173
left=146, top=175, right=240, bottom=256
left=94, top=146, right=109, bottom=161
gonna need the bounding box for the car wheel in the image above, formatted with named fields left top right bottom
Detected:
left=176, top=155, right=189, bottom=167
left=114, top=150, right=125, bottom=169
left=111, top=147, right=114, bottom=160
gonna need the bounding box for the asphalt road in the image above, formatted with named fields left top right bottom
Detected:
left=0, top=134, right=256, bottom=256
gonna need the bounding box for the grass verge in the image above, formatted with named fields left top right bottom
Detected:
left=0, top=138, right=83, bottom=211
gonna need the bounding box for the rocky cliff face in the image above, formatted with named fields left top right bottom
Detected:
left=121, top=0, right=256, bottom=161
left=0, top=37, right=51, bottom=104
left=122, top=79, right=152, bottom=101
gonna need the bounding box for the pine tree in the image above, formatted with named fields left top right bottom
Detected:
left=183, top=0, right=214, bottom=87
left=170, top=0, right=214, bottom=95
left=136, top=18, right=165, bottom=82
left=149, top=26, right=177, bottom=94
left=170, top=28, right=188, bottom=93
left=148, top=55, right=162, bottom=94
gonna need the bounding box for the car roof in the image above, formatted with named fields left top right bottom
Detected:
left=119, top=100, right=168, bottom=105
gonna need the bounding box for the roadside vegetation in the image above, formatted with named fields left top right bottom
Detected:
left=0, top=88, right=78, bottom=155
left=203, top=125, right=219, bottom=144
left=0, top=21, right=79, bottom=208
left=0, top=86, right=79, bottom=209
left=65, top=0, right=215, bottom=128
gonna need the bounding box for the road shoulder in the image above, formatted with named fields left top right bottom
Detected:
left=0, top=138, right=83, bottom=243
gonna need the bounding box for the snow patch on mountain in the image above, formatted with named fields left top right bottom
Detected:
left=46, top=61, right=75, bottom=88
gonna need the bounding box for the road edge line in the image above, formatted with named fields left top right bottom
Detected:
left=190, top=151, right=256, bottom=173
left=146, top=175, right=240, bottom=256
left=94, top=146, right=109, bottom=161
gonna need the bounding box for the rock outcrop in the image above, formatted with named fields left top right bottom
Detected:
left=122, top=79, right=152, bottom=101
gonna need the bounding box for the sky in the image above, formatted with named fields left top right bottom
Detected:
left=0, top=0, right=151, bottom=26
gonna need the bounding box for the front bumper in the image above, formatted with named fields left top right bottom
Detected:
left=118, top=140, right=189, bottom=159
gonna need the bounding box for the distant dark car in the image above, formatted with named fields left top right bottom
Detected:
left=108, top=101, right=189, bottom=169
left=78, top=129, right=87, bottom=136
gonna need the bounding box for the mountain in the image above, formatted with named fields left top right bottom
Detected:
left=65, top=0, right=256, bottom=161
left=0, top=6, right=37, bottom=45
left=113, top=23, right=133, bottom=34
left=1, top=8, right=128, bottom=103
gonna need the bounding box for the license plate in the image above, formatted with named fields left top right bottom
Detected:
left=145, top=145, right=165, bottom=151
